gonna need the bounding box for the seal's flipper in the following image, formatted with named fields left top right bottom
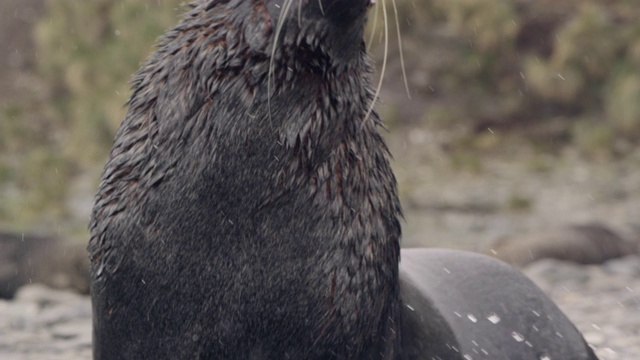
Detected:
left=400, top=248, right=598, bottom=360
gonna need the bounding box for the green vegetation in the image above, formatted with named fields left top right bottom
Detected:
left=0, top=0, right=182, bottom=228
left=379, top=0, right=640, bottom=155
left=35, top=0, right=183, bottom=165
left=2, top=0, right=640, bottom=227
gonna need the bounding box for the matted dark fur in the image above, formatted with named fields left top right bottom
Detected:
left=89, top=0, right=401, bottom=359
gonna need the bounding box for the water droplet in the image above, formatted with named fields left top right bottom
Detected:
left=539, top=355, right=552, bottom=360
left=487, top=313, right=501, bottom=324
left=511, top=331, right=525, bottom=342
left=467, top=314, right=477, bottom=323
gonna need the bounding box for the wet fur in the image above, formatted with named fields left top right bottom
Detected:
left=89, top=0, right=401, bottom=359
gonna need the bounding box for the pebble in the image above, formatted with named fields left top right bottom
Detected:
left=0, top=285, right=91, bottom=360
left=0, top=257, right=638, bottom=359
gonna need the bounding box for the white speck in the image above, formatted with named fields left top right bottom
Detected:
left=443, top=267, right=451, bottom=274
left=487, top=313, right=501, bottom=324
left=406, top=304, right=415, bottom=311
left=539, top=355, right=552, bottom=360
left=556, top=73, right=566, bottom=80
left=511, top=331, right=525, bottom=342
left=467, top=314, right=477, bottom=323
left=463, top=354, right=473, bottom=360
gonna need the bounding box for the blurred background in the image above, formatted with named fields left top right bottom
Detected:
left=1, top=1, right=640, bottom=358
left=1, top=0, right=640, bottom=285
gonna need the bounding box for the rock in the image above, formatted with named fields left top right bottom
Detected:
left=0, top=232, right=89, bottom=299
left=0, top=284, right=91, bottom=359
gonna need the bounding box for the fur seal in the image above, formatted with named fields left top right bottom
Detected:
left=89, top=1, right=401, bottom=359
left=89, top=1, right=598, bottom=359
left=399, top=249, right=598, bottom=359
left=487, top=223, right=638, bottom=267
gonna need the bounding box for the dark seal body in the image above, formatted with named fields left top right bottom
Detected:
left=399, top=249, right=599, bottom=360
left=487, top=223, right=639, bottom=267
left=89, top=1, right=401, bottom=359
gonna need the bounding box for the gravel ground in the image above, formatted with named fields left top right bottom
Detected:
left=525, top=256, right=640, bottom=360
left=1, top=255, right=638, bottom=359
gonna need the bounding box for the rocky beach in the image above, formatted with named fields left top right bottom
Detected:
left=1, top=254, right=639, bottom=360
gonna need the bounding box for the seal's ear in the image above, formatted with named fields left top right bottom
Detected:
left=400, top=249, right=598, bottom=360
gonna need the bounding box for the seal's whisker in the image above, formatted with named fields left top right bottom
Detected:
left=391, top=0, right=410, bottom=99
left=362, top=0, right=389, bottom=130
left=366, top=0, right=380, bottom=52
left=269, top=0, right=294, bottom=125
